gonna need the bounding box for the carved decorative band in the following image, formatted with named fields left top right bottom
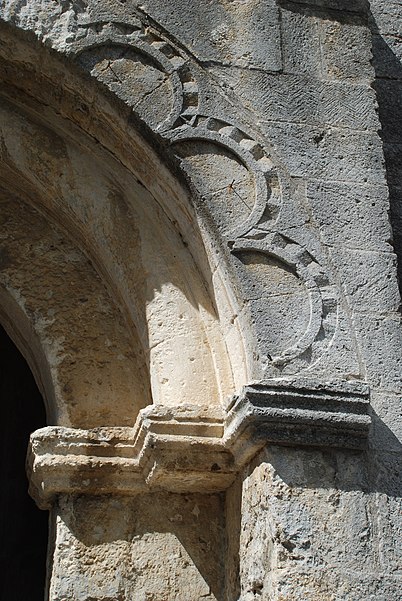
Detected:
left=27, top=380, right=370, bottom=508
left=225, top=380, right=370, bottom=466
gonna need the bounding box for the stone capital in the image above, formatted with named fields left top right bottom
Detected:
left=27, top=379, right=371, bottom=508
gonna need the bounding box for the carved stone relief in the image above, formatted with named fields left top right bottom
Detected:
left=61, top=14, right=339, bottom=377
left=1, top=5, right=393, bottom=600
left=69, top=19, right=200, bottom=131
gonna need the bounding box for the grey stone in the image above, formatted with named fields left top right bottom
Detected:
left=307, top=181, right=392, bottom=251
left=226, top=379, right=371, bottom=452
left=0, top=0, right=400, bottom=599
left=133, top=0, right=282, bottom=71
left=209, top=69, right=379, bottom=130
left=259, top=121, right=386, bottom=183
left=330, top=248, right=401, bottom=313
left=320, top=18, right=373, bottom=81
left=281, top=7, right=323, bottom=77
left=355, top=314, right=402, bottom=393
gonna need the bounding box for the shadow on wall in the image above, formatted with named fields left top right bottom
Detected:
left=262, top=412, right=402, bottom=498
left=278, top=1, right=402, bottom=300
left=225, top=416, right=402, bottom=600
left=54, top=492, right=226, bottom=601
left=369, top=11, right=402, bottom=301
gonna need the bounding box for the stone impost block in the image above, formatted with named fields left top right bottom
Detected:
left=225, top=380, right=371, bottom=466
left=27, top=380, right=371, bottom=508
left=279, top=0, right=369, bottom=14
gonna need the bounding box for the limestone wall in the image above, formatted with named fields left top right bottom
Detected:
left=0, top=1, right=401, bottom=600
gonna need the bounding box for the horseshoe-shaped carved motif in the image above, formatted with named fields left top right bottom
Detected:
left=170, top=116, right=282, bottom=237
left=231, top=233, right=338, bottom=371
left=69, top=20, right=200, bottom=132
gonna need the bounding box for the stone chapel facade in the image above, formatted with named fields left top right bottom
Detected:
left=0, top=0, right=401, bottom=599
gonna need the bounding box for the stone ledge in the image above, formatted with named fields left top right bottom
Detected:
left=27, top=379, right=371, bottom=508
left=226, top=379, right=371, bottom=464
left=278, top=0, right=369, bottom=15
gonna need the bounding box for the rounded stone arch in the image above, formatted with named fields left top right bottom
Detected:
left=0, top=21, right=249, bottom=428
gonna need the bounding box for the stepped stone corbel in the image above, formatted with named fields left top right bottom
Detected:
left=27, top=379, right=371, bottom=509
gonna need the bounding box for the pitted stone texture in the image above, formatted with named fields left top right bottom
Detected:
left=234, top=251, right=311, bottom=359
left=234, top=445, right=399, bottom=601
left=260, top=122, right=386, bottom=184
left=131, top=0, right=282, bottom=71
left=307, top=181, right=392, bottom=252
left=0, top=185, right=149, bottom=427
left=77, top=45, right=174, bottom=129
left=208, top=69, right=378, bottom=130
left=0, top=2, right=401, bottom=600
left=330, top=248, right=400, bottom=314
left=49, top=493, right=225, bottom=601
left=174, top=141, right=255, bottom=234
left=27, top=381, right=371, bottom=509
left=355, top=314, right=402, bottom=393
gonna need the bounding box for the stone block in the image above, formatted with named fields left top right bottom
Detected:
left=320, top=18, right=373, bottom=81
left=225, top=379, right=371, bottom=455
left=370, top=450, right=402, bottom=500
left=302, top=307, right=363, bottom=383
left=307, top=181, right=392, bottom=251
left=372, top=34, right=402, bottom=80
left=270, top=569, right=402, bottom=601
left=135, top=0, right=282, bottom=71
left=369, top=391, right=402, bottom=452
left=28, top=379, right=371, bottom=508
left=330, top=248, right=400, bottom=313
left=49, top=493, right=224, bottom=601
left=354, top=314, right=402, bottom=392
left=212, top=70, right=378, bottom=130
left=281, top=7, right=323, bottom=76
left=370, top=1, right=402, bottom=38
left=374, top=489, right=402, bottom=572
left=238, top=446, right=388, bottom=601
left=389, top=213, right=402, bottom=286
left=260, top=122, right=386, bottom=183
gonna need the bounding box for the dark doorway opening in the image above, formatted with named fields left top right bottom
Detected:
left=0, top=325, right=48, bottom=601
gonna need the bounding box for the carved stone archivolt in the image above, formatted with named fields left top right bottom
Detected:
left=68, top=18, right=200, bottom=132
left=28, top=9, right=341, bottom=377
left=232, top=234, right=338, bottom=373
left=170, top=116, right=281, bottom=238
left=0, top=10, right=369, bottom=499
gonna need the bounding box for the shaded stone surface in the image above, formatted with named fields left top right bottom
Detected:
left=0, top=1, right=400, bottom=599
left=0, top=326, right=48, bottom=601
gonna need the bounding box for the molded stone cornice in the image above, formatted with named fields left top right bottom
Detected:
left=27, top=379, right=371, bottom=508
left=278, top=0, right=369, bottom=15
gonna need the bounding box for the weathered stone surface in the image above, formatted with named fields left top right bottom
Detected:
left=260, top=122, right=386, bottom=183
left=355, top=314, right=402, bottom=393
left=49, top=493, right=225, bottom=601
left=0, top=0, right=400, bottom=599
left=330, top=248, right=400, bottom=313
left=27, top=380, right=371, bottom=512
left=320, top=17, right=373, bottom=81
left=307, top=181, right=392, bottom=251
left=130, top=0, right=282, bottom=71
left=209, top=69, right=379, bottom=130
